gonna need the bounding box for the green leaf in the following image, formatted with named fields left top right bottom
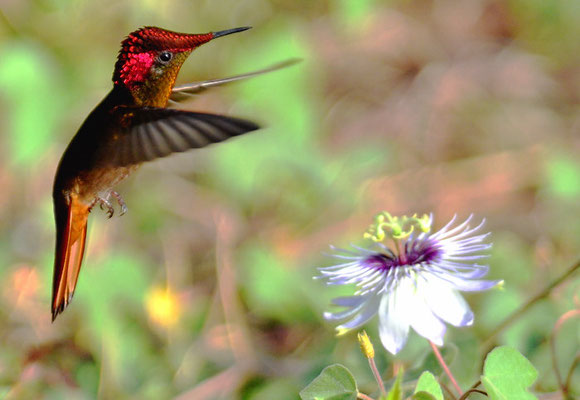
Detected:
left=385, top=370, right=403, bottom=400
left=411, top=392, right=438, bottom=400
left=481, top=346, right=538, bottom=400
left=300, top=364, right=358, bottom=400
left=413, top=372, right=443, bottom=400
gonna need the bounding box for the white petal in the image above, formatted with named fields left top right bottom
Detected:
left=378, top=284, right=410, bottom=354
left=431, top=272, right=501, bottom=292
left=403, top=279, right=447, bottom=346
left=336, top=292, right=381, bottom=331
left=331, top=295, right=369, bottom=308
left=421, top=277, right=473, bottom=327
left=324, top=301, right=366, bottom=321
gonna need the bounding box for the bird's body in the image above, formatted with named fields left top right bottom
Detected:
left=54, top=86, right=136, bottom=204
left=51, top=26, right=279, bottom=320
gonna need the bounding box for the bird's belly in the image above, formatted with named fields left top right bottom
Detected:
left=73, top=165, right=139, bottom=203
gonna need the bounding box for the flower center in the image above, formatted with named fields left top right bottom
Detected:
left=405, top=239, right=442, bottom=265
left=363, top=239, right=442, bottom=271
left=363, top=254, right=398, bottom=272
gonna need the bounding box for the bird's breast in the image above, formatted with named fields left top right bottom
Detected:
left=69, top=164, right=139, bottom=204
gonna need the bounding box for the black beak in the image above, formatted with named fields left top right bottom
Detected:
left=212, top=26, right=252, bottom=39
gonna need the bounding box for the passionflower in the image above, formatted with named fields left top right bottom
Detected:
left=317, top=213, right=502, bottom=354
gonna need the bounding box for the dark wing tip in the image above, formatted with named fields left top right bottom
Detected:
left=104, top=107, right=262, bottom=166
left=231, top=117, right=260, bottom=133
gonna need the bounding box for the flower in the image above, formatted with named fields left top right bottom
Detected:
left=146, top=287, right=181, bottom=327
left=317, top=214, right=502, bottom=354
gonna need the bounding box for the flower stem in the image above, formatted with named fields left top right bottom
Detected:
left=482, top=259, right=580, bottom=349
left=357, top=393, right=375, bottom=400
left=458, top=381, right=485, bottom=400
left=429, top=340, right=463, bottom=396
left=565, top=353, right=580, bottom=395
left=368, top=357, right=387, bottom=397
left=550, top=309, right=580, bottom=398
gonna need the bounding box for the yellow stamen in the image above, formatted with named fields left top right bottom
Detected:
left=364, top=212, right=432, bottom=242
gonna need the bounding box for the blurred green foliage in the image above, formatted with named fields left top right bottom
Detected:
left=0, top=41, right=65, bottom=166
left=0, top=0, right=579, bottom=399
left=546, top=154, right=580, bottom=199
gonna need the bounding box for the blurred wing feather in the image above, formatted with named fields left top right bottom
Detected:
left=169, top=58, right=301, bottom=103
left=103, top=107, right=259, bottom=166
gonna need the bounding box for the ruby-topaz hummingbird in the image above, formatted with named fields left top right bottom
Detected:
left=52, top=26, right=287, bottom=321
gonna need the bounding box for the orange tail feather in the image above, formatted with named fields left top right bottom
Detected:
left=52, top=195, right=90, bottom=321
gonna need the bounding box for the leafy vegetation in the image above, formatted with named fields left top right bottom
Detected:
left=0, top=0, right=578, bottom=398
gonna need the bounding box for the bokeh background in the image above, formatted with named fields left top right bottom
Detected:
left=1, top=0, right=579, bottom=398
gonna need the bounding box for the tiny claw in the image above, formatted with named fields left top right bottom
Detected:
left=91, top=192, right=127, bottom=218
left=97, top=196, right=115, bottom=218
left=110, top=191, right=128, bottom=217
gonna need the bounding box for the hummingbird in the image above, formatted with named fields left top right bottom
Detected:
left=51, top=26, right=293, bottom=321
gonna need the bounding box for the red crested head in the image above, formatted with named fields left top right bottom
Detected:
left=113, top=27, right=213, bottom=89
left=112, top=26, right=250, bottom=92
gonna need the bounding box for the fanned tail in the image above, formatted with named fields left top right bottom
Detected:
left=52, top=194, right=90, bottom=321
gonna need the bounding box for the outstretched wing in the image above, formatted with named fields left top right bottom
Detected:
left=169, top=59, right=301, bottom=103
left=100, top=107, right=259, bottom=167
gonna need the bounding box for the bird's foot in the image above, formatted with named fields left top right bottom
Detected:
left=110, top=191, right=128, bottom=216
left=91, top=191, right=128, bottom=218
left=97, top=197, right=115, bottom=218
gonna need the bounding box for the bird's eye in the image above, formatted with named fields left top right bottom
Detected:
left=158, top=51, right=173, bottom=63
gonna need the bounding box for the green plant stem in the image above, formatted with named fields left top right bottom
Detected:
left=429, top=341, right=463, bottom=397
left=458, top=389, right=487, bottom=399
left=458, top=380, right=482, bottom=400
left=439, top=382, right=456, bottom=400
left=550, top=309, right=580, bottom=399
left=565, top=353, right=580, bottom=396
left=482, top=259, right=580, bottom=349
